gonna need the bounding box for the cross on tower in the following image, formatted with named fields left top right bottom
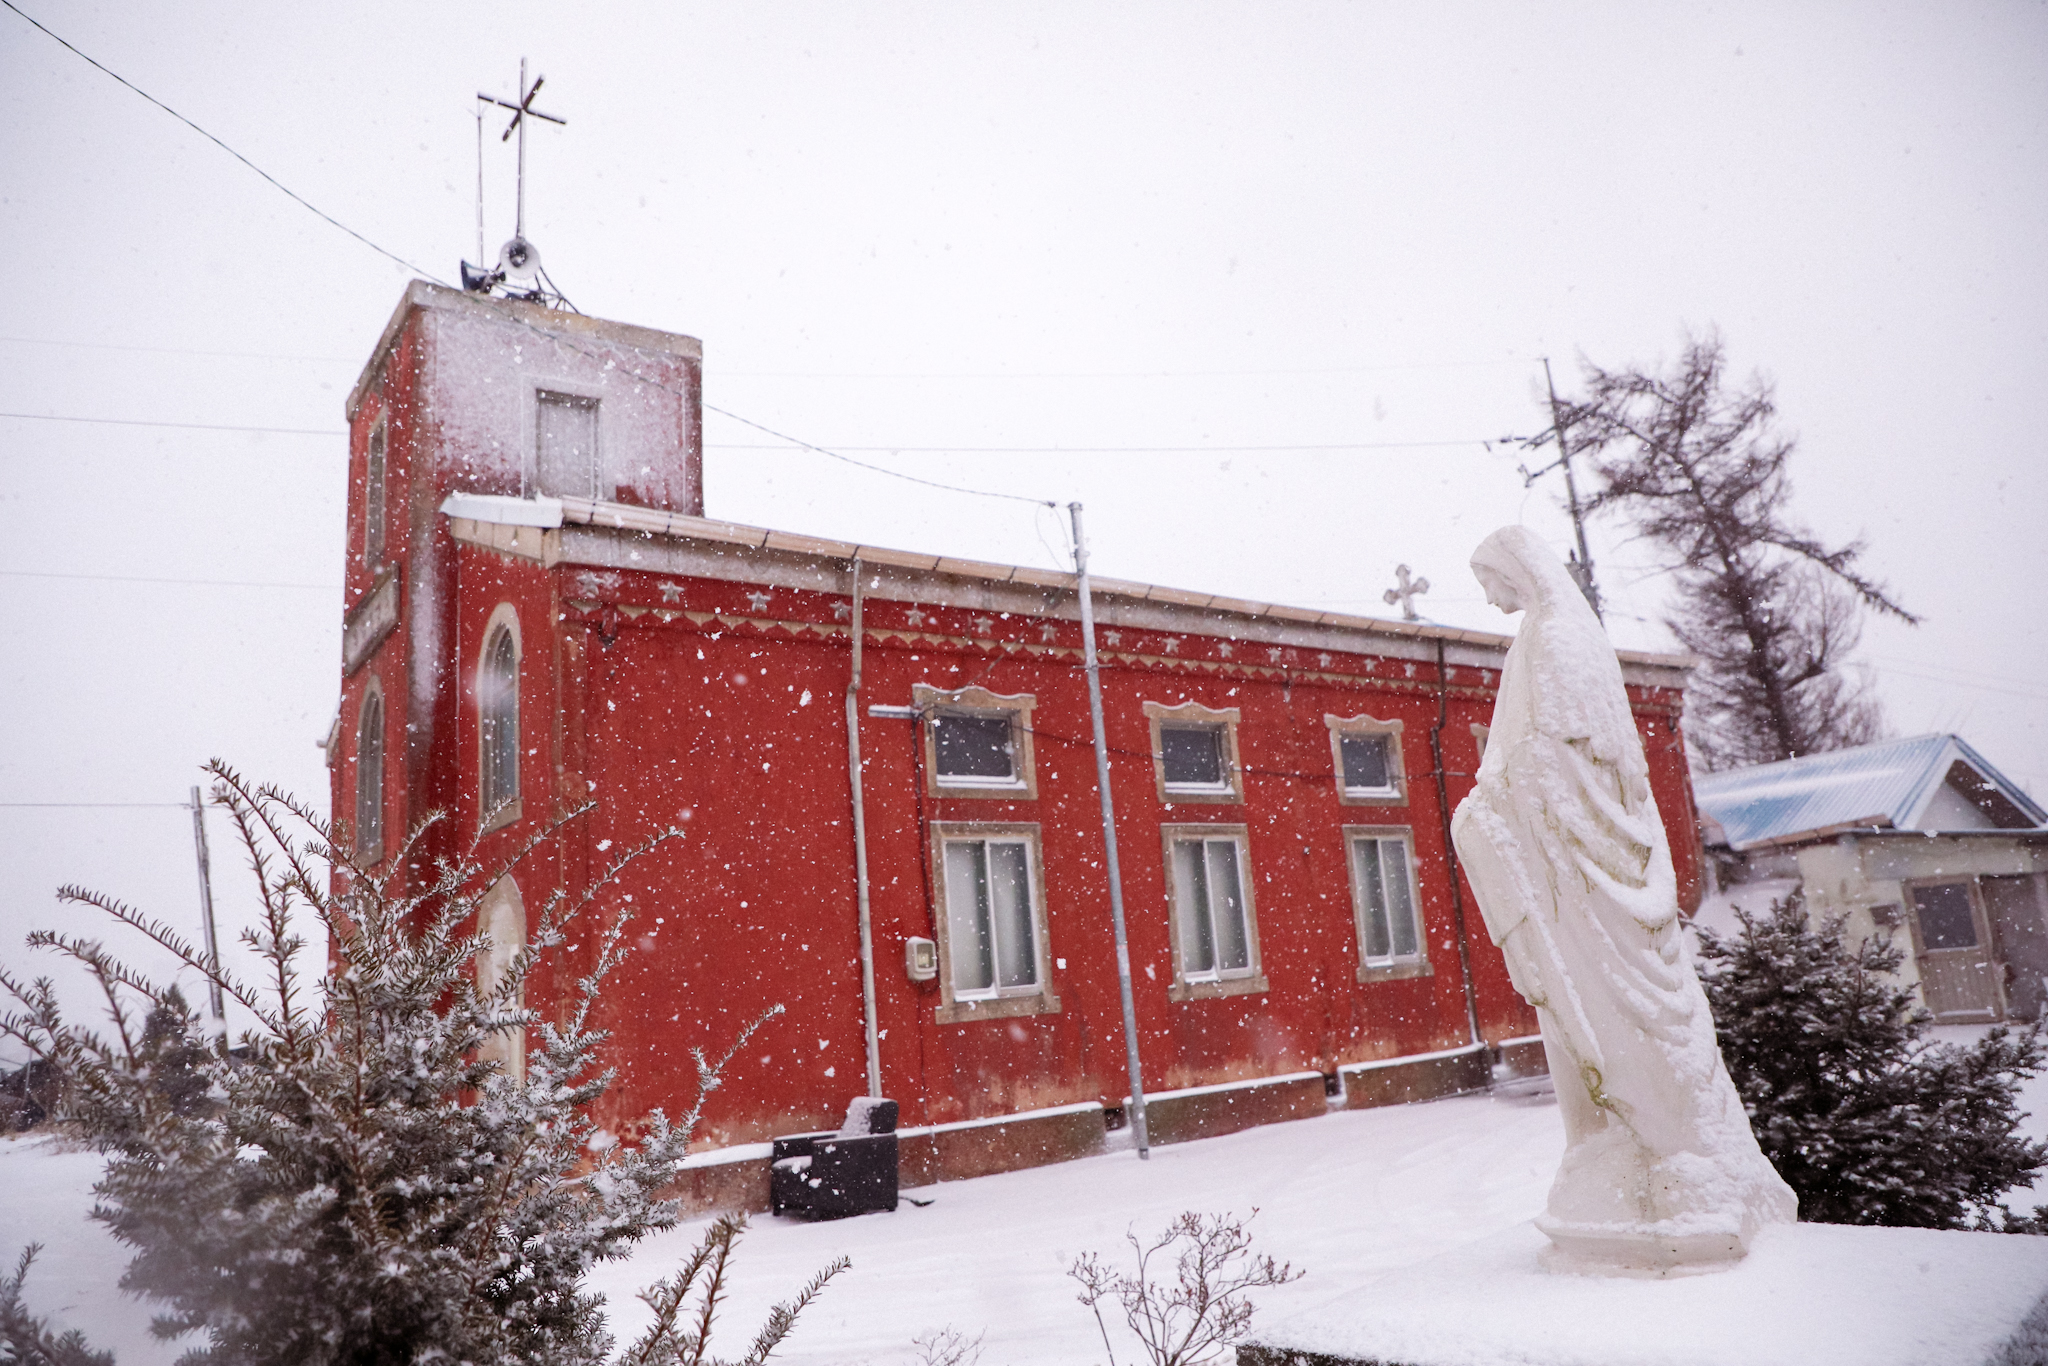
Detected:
left=479, top=59, right=566, bottom=245
left=1383, top=564, right=1430, bottom=621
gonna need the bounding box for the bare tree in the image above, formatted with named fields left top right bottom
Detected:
left=1557, top=333, right=1916, bottom=770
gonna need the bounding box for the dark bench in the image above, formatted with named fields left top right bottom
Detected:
left=770, top=1097, right=899, bottom=1219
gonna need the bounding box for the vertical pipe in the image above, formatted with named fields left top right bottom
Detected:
left=514, top=58, right=528, bottom=242
left=1429, top=642, right=1484, bottom=1049
left=1069, top=502, right=1149, bottom=1158
left=846, top=557, right=883, bottom=1099
left=189, top=786, right=225, bottom=1026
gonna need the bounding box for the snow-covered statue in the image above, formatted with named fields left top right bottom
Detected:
left=1451, top=526, right=1795, bottom=1273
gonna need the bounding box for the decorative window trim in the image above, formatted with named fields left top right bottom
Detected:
left=525, top=379, right=606, bottom=500
left=1143, top=700, right=1244, bottom=805
left=475, top=875, right=527, bottom=1083
left=1345, top=824, right=1431, bottom=982
left=363, top=412, right=388, bottom=568
left=914, top=684, right=1038, bottom=800
left=355, top=678, right=386, bottom=868
left=927, top=822, right=1060, bottom=1024
left=478, top=603, right=524, bottom=834
left=1160, top=823, right=1268, bottom=1002
left=1326, top=713, right=1408, bottom=806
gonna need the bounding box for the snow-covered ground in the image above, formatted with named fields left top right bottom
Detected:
left=6, top=1057, right=2045, bottom=1365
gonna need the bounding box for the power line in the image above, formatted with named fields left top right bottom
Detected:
left=0, top=0, right=1473, bottom=513
left=0, top=569, right=337, bottom=591
left=0, top=802, right=195, bottom=809
left=0, top=0, right=437, bottom=281
left=0, top=411, right=344, bottom=436
left=0, top=334, right=356, bottom=364
left=707, top=439, right=1505, bottom=454
left=701, top=403, right=1056, bottom=507
left=714, top=359, right=1535, bottom=380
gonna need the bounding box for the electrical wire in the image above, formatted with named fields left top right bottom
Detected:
left=0, top=0, right=440, bottom=282
left=0, top=569, right=337, bottom=590
left=0, top=411, right=344, bottom=436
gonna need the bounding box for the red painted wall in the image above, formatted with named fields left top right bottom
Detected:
left=423, top=551, right=1691, bottom=1150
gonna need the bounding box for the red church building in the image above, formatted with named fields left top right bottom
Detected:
left=334, top=281, right=1701, bottom=1202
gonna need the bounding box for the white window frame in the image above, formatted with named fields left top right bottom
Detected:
left=478, top=603, right=522, bottom=833
left=915, top=684, right=1038, bottom=800
left=355, top=680, right=386, bottom=867
left=1161, top=823, right=1267, bottom=1001
left=1144, top=700, right=1244, bottom=805
left=1346, top=825, right=1430, bottom=982
left=1326, top=713, right=1408, bottom=806
left=927, top=822, right=1059, bottom=1024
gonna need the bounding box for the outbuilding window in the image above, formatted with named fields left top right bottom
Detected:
left=1163, top=825, right=1266, bottom=1000
left=1348, top=827, right=1428, bottom=981
left=479, top=611, right=521, bottom=832
left=355, top=686, right=385, bottom=866
left=928, top=823, right=1058, bottom=1023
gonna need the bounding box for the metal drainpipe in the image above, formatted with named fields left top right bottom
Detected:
left=846, top=556, right=883, bottom=1098
left=1430, top=638, right=1485, bottom=1050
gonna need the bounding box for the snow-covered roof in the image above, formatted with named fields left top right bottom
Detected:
left=440, top=492, right=1698, bottom=688
left=1694, top=734, right=2048, bottom=850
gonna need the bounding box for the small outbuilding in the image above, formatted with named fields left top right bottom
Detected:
left=1695, top=734, right=2048, bottom=1023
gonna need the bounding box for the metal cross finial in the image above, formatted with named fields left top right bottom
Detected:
left=479, top=58, right=566, bottom=242
left=1384, top=564, right=1431, bottom=621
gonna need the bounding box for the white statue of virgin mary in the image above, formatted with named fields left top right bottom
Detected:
left=1451, top=526, right=1795, bottom=1273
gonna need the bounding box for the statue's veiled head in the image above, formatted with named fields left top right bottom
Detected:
left=1470, top=526, right=1584, bottom=621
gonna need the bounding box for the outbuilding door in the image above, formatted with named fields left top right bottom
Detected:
left=1907, top=880, right=2004, bottom=1022
left=1985, top=874, right=2048, bottom=1022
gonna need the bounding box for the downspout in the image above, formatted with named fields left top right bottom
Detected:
left=1430, top=638, right=1484, bottom=1050
left=847, top=556, right=883, bottom=1099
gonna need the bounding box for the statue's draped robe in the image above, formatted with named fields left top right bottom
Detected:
left=1451, top=527, right=1793, bottom=1259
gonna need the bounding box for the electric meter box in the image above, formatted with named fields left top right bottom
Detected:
left=904, top=936, right=937, bottom=982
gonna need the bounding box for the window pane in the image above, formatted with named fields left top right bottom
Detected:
left=988, top=842, right=1037, bottom=989
left=1172, top=839, right=1215, bottom=974
left=536, top=392, right=599, bottom=499
left=482, top=628, right=519, bottom=812
left=1353, top=837, right=1391, bottom=960
left=1340, top=734, right=1392, bottom=791
left=1162, top=725, right=1225, bottom=787
left=1912, top=882, right=1979, bottom=950
left=357, top=695, right=383, bottom=861
left=1382, top=840, right=1419, bottom=958
left=1206, top=839, right=1251, bottom=972
left=943, top=842, right=996, bottom=992
left=934, top=714, right=1015, bottom=780
left=364, top=424, right=386, bottom=565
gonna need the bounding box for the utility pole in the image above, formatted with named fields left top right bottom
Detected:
left=188, top=786, right=225, bottom=1026
left=1070, top=502, right=1150, bottom=1159
left=1539, top=357, right=1603, bottom=620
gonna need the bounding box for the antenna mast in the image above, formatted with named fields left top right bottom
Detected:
left=465, top=60, right=569, bottom=305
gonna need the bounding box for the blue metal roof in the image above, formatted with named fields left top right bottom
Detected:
left=1694, top=734, right=2048, bottom=850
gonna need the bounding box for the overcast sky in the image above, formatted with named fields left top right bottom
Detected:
left=3, top=2, right=2044, bottom=1043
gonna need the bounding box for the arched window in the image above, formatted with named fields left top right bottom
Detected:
left=479, top=617, right=520, bottom=827
left=356, top=686, right=384, bottom=864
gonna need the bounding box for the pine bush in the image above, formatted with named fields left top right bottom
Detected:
left=0, top=762, right=836, bottom=1364
left=1696, top=895, right=2048, bottom=1228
